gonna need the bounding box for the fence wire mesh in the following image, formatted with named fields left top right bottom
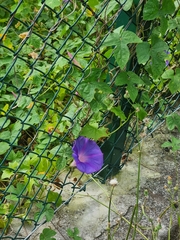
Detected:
left=0, top=0, right=179, bottom=239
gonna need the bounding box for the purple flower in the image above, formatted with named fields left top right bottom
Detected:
left=165, top=59, right=169, bottom=66
left=72, top=136, right=103, bottom=174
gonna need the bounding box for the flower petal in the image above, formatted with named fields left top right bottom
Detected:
left=72, top=136, right=103, bottom=174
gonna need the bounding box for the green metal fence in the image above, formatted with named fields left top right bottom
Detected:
left=0, top=0, right=179, bottom=239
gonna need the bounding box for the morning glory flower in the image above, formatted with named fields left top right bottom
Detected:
left=165, top=59, right=169, bottom=67
left=72, top=136, right=103, bottom=174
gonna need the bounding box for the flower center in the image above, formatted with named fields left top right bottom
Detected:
left=79, top=153, right=87, bottom=163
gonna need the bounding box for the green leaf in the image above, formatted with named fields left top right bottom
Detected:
left=115, top=71, right=142, bottom=102
left=168, top=68, right=180, bottom=94
left=88, top=0, right=99, bottom=8
left=162, top=137, right=180, bottom=152
left=54, top=57, right=68, bottom=70
left=127, top=83, right=138, bottom=102
left=150, top=41, right=168, bottom=78
left=80, top=123, right=108, bottom=141
left=115, top=71, right=143, bottom=86
left=168, top=17, right=180, bottom=31
left=136, top=42, right=150, bottom=64
left=160, top=16, right=168, bottom=35
left=47, top=191, right=62, bottom=207
left=67, top=227, right=82, bottom=240
left=114, top=43, right=129, bottom=69
left=166, top=113, right=180, bottom=132
left=110, top=106, right=126, bottom=121
left=45, top=0, right=62, bottom=8
left=114, top=31, right=142, bottom=69
left=6, top=183, right=26, bottom=201
left=103, top=33, right=121, bottom=46
left=176, top=43, right=180, bottom=51
left=40, top=228, right=56, bottom=240
left=115, top=72, right=128, bottom=86
left=50, top=144, right=72, bottom=171
left=127, top=72, right=143, bottom=84
left=0, top=56, right=13, bottom=66
left=0, top=117, right=11, bottom=129
left=78, top=82, right=96, bottom=102
left=151, top=53, right=166, bottom=79
left=35, top=203, right=54, bottom=222
left=104, top=29, right=141, bottom=69
left=120, top=0, right=133, bottom=11
left=28, top=34, right=41, bottom=48
left=72, top=123, right=82, bottom=138
left=161, top=69, right=174, bottom=79
left=161, top=0, right=175, bottom=14
left=151, top=40, right=168, bottom=53
left=1, top=169, right=14, bottom=179
left=121, top=31, right=142, bottom=45
left=56, top=157, right=67, bottom=171
left=133, top=104, right=147, bottom=120
left=143, top=0, right=159, bottom=20
left=161, top=141, right=173, bottom=148
left=0, top=142, right=10, bottom=155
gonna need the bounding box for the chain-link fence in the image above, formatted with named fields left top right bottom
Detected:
left=0, top=0, right=179, bottom=239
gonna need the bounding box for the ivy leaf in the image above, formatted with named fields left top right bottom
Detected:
left=127, top=71, right=143, bottom=84
left=6, top=183, right=26, bottom=201
left=168, top=68, right=180, bottom=94
left=111, top=106, right=126, bottom=121
left=115, top=71, right=143, bottom=102
left=67, top=227, right=81, bottom=240
left=115, top=71, right=143, bottom=86
left=121, top=31, right=142, bottom=45
left=47, top=191, right=62, bottom=207
left=161, top=69, right=174, bottom=79
left=160, top=16, right=168, bottom=35
left=143, top=0, right=159, bottom=20
left=78, top=80, right=112, bottom=103
left=80, top=123, right=108, bottom=141
left=133, top=104, right=147, bottom=120
left=161, top=0, right=175, bottom=14
left=78, top=82, right=96, bottom=102
left=151, top=52, right=166, bottom=79
left=50, top=144, right=72, bottom=171
left=150, top=40, right=168, bottom=78
left=166, top=113, right=180, bottom=132
left=127, top=83, right=138, bottom=102
left=114, top=43, right=129, bottom=69
left=136, top=42, right=150, bottom=64
left=1, top=169, right=14, bottom=179
left=0, top=142, right=10, bottom=155
left=40, top=228, right=56, bottom=240
left=120, top=0, right=133, bottom=11
left=104, top=28, right=141, bottom=69
left=151, top=40, right=168, bottom=53
left=0, top=117, right=11, bottom=129
left=168, top=17, right=180, bottom=31
left=162, top=137, right=180, bottom=152
left=35, top=203, right=54, bottom=222
left=45, top=0, right=61, bottom=8
left=103, top=33, right=121, bottom=46
left=88, top=0, right=99, bottom=8
left=115, top=72, right=128, bottom=86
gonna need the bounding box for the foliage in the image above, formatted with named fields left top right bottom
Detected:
left=0, top=0, right=179, bottom=236
left=67, top=227, right=82, bottom=240
left=39, top=228, right=56, bottom=240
